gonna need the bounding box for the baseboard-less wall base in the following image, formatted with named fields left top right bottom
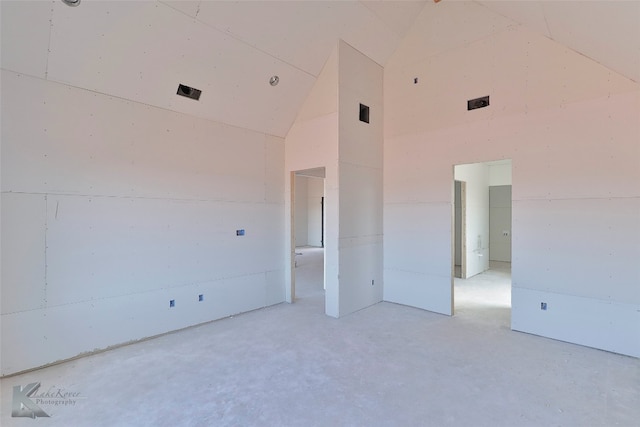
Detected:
left=512, top=287, right=639, bottom=358
left=1, top=271, right=285, bottom=377
left=0, top=301, right=283, bottom=379
left=383, top=269, right=452, bottom=316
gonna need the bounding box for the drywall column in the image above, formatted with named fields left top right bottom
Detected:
left=284, top=48, right=339, bottom=314
left=285, top=42, right=383, bottom=317
left=336, top=41, right=384, bottom=316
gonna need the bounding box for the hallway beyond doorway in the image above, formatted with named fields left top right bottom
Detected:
left=294, top=246, right=324, bottom=300
left=454, top=261, right=511, bottom=327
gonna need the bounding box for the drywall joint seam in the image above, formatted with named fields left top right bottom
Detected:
left=0, top=68, right=286, bottom=140
left=383, top=267, right=451, bottom=279
left=511, top=195, right=640, bottom=202
left=383, top=201, right=451, bottom=206
left=383, top=89, right=640, bottom=141
left=338, top=160, right=383, bottom=170
left=154, top=2, right=316, bottom=79
left=0, top=270, right=279, bottom=315
left=391, top=21, right=520, bottom=70
left=44, top=0, right=54, bottom=80
left=511, top=285, right=640, bottom=306
left=43, top=195, right=49, bottom=308
left=0, top=190, right=280, bottom=205
left=358, top=1, right=421, bottom=39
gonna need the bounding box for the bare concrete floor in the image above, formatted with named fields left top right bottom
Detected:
left=1, top=248, right=638, bottom=426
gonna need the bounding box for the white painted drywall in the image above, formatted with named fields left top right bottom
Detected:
left=489, top=163, right=512, bottom=186
left=384, top=9, right=640, bottom=357
left=0, top=70, right=286, bottom=375
left=455, top=163, right=490, bottom=278
left=489, top=185, right=512, bottom=262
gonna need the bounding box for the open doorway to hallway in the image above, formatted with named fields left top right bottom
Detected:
left=453, top=160, right=512, bottom=326
left=292, top=168, right=326, bottom=307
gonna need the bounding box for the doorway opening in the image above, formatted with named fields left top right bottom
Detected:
left=452, top=160, right=512, bottom=325
left=292, top=168, right=326, bottom=308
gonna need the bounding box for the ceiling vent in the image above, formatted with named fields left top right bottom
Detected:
left=177, top=84, right=201, bottom=101
left=467, top=95, right=489, bottom=111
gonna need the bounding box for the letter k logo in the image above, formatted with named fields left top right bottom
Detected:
left=12, top=382, right=50, bottom=418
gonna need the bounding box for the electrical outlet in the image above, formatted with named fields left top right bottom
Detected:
left=169, top=299, right=175, bottom=308
left=371, top=279, right=375, bottom=286
left=541, top=302, right=547, bottom=310
left=198, top=294, right=204, bottom=302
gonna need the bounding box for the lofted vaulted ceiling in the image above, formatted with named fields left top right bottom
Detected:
left=1, top=1, right=638, bottom=138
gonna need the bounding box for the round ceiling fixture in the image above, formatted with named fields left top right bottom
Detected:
left=269, top=75, right=279, bottom=86
left=62, top=0, right=81, bottom=6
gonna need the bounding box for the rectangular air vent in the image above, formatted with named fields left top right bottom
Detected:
left=467, top=95, right=489, bottom=111
left=177, top=84, right=201, bottom=101
left=359, top=103, right=370, bottom=123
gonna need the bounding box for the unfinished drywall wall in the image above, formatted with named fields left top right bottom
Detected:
left=0, top=69, right=286, bottom=375
left=337, top=40, right=384, bottom=316
left=384, top=4, right=640, bottom=356
left=455, top=163, right=490, bottom=278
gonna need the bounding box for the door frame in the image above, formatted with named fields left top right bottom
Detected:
left=453, top=180, right=467, bottom=280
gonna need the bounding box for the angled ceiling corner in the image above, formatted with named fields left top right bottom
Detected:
left=476, top=0, right=640, bottom=84
left=288, top=47, right=340, bottom=132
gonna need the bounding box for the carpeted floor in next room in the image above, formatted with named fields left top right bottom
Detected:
left=1, top=246, right=638, bottom=426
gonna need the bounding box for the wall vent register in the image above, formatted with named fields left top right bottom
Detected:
left=467, top=95, right=490, bottom=111
left=359, top=103, right=370, bottom=123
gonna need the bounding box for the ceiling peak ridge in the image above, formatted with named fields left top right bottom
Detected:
left=156, top=0, right=317, bottom=78
left=358, top=0, right=429, bottom=40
